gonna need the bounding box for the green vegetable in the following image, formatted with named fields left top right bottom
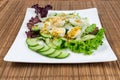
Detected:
left=26, top=38, right=70, bottom=58
left=26, top=38, right=39, bottom=46
left=45, top=38, right=57, bottom=48
left=48, top=13, right=57, bottom=16
left=53, top=38, right=67, bottom=49
left=31, top=25, right=40, bottom=31
left=67, top=28, right=104, bottom=55
left=40, top=33, right=52, bottom=38
left=53, top=38, right=62, bottom=48
left=80, top=34, right=95, bottom=41
left=85, top=24, right=96, bottom=34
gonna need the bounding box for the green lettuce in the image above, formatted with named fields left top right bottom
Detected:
left=85, top=24, right=96, bottom=34
left=67, top=28, right=104, bottom=55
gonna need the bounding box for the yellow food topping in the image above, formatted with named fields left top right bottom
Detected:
left=40, top=23, right=49, bottom=34
left=67, top=26, right=81, bottom=38
left=51, top=27, right=64, bottom=37
left=46, top=16, right=65, bottom=27
left=75, top=20, right=81, bottom=23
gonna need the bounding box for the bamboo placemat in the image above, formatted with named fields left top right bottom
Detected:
left=0, top=0, right=120, bottom=80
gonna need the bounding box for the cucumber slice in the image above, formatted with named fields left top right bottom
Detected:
left=40, top=48, right=56, bottom=56
left=28, top=45, right=44, bottom=51
left=48, top=13, right=57, bottom=16
left=41, top=33, right=52, bottom=38
left=45, top=38, right=57, bottom=48
left=38, top=45, right=50, bottom=52
left=31, top=25, right=40, bottom=31
left=48, top=50, right=62, bottom=58
left=26, top=38, right=38, bottom=46
left=56, top=52, right=70, bottom=59
left=81, top=35, right=95, bottom=41
left=52, top=38, right=62, bottom=48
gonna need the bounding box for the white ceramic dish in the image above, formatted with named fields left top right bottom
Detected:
left=4, top=8, right=117, bottom=63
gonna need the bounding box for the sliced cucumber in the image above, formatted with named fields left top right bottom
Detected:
left=28, top=45, right=44, bottom=51
left=38, top=45, right=50, bottom=52
left=48, top=13, right=57, bottom=17
left=40, top=48, right=56, bottom=56
left=56, top=52, right=70, bottom=59
left=45, top=38, right=57, bottom=48
left=41, top=33, right=52, bottom=38
left=26, top=38, right=38, bottom=46
left=81, top=35, right=95, bottom=41
left=26, top=38, right=70, bottom=59
left=31, top=25, right=40, bottom=31
left=48, top=50, right=62, bottom=58
left=52, top=38, right=62, bottom=48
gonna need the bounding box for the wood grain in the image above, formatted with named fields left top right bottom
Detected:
left=0, top=0, right=120, bottom=80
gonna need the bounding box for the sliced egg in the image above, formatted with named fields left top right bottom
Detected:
left=50, top=27, right=65, bottom=37
left=53, top=20, right=65, bottom=27
left=40, top=22, right=51, bottom=34
left=67, top=26, right=81, bottom=38
left=47, top=16, right=65, bottom=27
left=44, top=22, right=52, bottom=30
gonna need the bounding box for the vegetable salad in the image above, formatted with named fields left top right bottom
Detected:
left=26, top=4, right=104, bottom=58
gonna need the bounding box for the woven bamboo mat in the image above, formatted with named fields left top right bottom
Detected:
left=0, top=0, right=120, bottom=80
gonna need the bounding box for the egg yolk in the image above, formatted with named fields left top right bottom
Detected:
left=67, top=27, right=81, bottom=38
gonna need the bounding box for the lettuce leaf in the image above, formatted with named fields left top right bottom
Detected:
left=85, top=24, right=96, bottom=34
left=67, top=28, right=104, bottom=55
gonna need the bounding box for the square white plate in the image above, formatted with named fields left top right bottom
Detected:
left=4, top=8, right=117, bottom=63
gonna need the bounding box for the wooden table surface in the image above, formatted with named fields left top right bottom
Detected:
left=0, top=0, right=120, bottom=80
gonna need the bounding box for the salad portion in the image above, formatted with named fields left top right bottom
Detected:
left=25, top=4, right=104, bottom=59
